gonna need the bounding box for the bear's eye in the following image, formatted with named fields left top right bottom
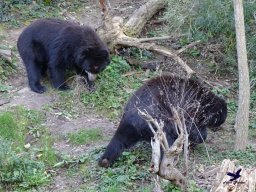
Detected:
left=94, top=65, right=99, bottom=70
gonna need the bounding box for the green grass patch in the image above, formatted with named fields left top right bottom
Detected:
left=0, top=138, right=50, bottom=190
left=1, top=1, right=60, bottom=27
left=0, top=112, right=23, bottom=142
left=192, top=143, right=256, bottom=167
left=0, top=0, right=86, bottom=28
left=81, top=56, right=154, bottom=119
left=0, top=106, right=57, bottom=190
left=164, top=0, right=256, bottom=71
left=78, top=143, right=153, bottom=192
left=0, top=57, right=17, bottom=81
left=68, top=128, right=103, bottom=145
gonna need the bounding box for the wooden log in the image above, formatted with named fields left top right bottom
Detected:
left=211, top=159, right=256, bottom=192
left=123, top=0, right=167, bottom=36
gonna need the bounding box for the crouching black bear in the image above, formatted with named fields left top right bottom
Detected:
left=99, top=75, right=227, bottom=168
left=17, top=18, right=110, bottom=93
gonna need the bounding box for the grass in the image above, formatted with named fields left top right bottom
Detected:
left=191, top=141, right=256, bottom=167
left=0, top=106, right=57, bottom=190
left=0, top=57, right=17, bottom=82
left=53, top=142, right=205, bottom=192
left=68, top=128, right=103, bottom=145
left=70, top=143, right=154, bottom=192
left=0, top=112, right=23, bottom=142
left=81, top=56, right=154, bottom=119
left=164, top=0, right=256, bottom=72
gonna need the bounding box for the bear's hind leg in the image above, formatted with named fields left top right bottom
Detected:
left=49, top=66, right=70, bottom=90
left=26, top=61, right=46, bottom=93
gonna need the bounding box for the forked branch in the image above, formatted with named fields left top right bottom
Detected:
left=138, top=107, right=189, bottom=190
left=97, top=0, right=195, bottom=77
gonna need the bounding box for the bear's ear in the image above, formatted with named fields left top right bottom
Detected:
left=98, top=50, right=109, bottom=58
left=90, top=49, right=109, bottom=59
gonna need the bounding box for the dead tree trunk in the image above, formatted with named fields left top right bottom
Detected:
left=96, top=0, right=195, bottom=77
left=233, top=0, right=250, bottom=150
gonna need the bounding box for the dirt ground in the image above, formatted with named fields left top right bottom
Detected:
left=0, top=1, right=149, bottom=191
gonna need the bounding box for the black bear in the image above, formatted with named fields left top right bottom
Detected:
left=17, top=18, right=110, bottom=93
left=99, top=75, right=227, bottom=168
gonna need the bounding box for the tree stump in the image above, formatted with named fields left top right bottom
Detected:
left=211, top=159, right=256, bottom=192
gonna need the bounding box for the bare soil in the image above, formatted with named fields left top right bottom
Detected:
left=0, top=1, right=145, bottom=191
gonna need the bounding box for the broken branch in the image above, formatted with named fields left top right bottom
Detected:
left=123, top=0, right=167, bottom=36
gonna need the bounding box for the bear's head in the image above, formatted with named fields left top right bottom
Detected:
left=76, top=47, right=110, bottom=81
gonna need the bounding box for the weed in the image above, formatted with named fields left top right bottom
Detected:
left=81, top=56, right=152, bottom=119
left=0, top=107, right=57, bottom=190
left=0, top=57, right=16, bottom=81
left=76, top=142, right=153, bottom=192
left=215, top=146, right=256, bottom=167
left=164, top=0, right=256, bottom=70
left=211, top=86, right=230, bottom=98
left=1, top=1, right=60, bottom=27
left=126, top=47, right=154, bottom=61
left=68, top=128, right=102, bottom=145
left=0, top=138, right=50, bottom=190
left=0, top=81, right=12, bottom=92
left=0, top=112, right=23, bottom=142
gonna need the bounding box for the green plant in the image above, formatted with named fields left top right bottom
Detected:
left=0, top=112, right=23, bottom=142
left=81, top=56, right=151, bottom=119
left=78, top=143, right=152, bottom=192
left=68, top=128, right=102, bottom=145
left=211, top=86, right=230, bottom=97
left=0, top=58, right=16, bottom=81
left=0, top=138, right=50, bottom=189
left=215, top=146, right=256, bottom=167
left=0, top=107, right=57, bottom=190
left=164, top=0, right=256, bottom=70
left=126, top=47, right=154, bottom=61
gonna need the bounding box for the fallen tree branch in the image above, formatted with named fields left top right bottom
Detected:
left=138, top=36, right=173, bottom=43
left=96, top=0, right=195, bottom=77
left=177, top=40, right=201, bottom=54
left=117, top=36, right=195, bottom=76
left=123, top=0, right=167, bottom=36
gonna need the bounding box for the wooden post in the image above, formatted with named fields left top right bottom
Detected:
left=233, top=0, right=250, bottom=150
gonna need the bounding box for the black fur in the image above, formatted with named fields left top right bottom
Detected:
left=99, top=75, right=227, bottom=167
left=17, top=18, right=110, bottom=93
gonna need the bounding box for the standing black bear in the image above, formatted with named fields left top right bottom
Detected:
left=17, top=18, right=110, bottom=93
left=99, top=75, right=227, bottom=168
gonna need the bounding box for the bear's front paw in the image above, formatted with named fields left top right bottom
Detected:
left=98, top=158, right=110, bottom=168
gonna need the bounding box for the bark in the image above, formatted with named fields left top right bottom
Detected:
left=138, top=108, right=188, bottom=191
left=211, top=159, right=256, bottom=192
left=123, top=0, right=167, bottom=36
left=233, top=0, right=250, bottom=150
left=96, top=0, right=195, bottom=77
